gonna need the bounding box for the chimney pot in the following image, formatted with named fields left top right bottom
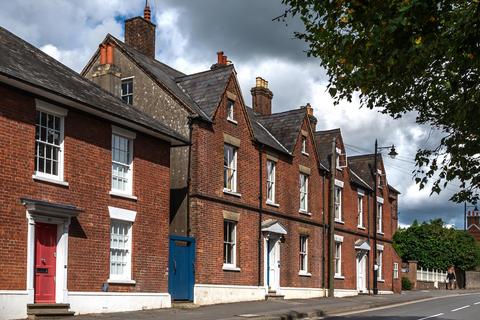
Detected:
left=251, top=76, right=273, bottom=116
left=106, top=43, right=114, bottom=65
left=99, top=44, right=107, bottom=65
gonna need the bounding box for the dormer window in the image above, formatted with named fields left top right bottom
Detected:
left=227, top=99, right=236, bottom=123
left=121, top=78, right=133, bottom=105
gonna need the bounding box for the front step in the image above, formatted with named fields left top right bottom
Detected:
left=172, top=301, right=198, bottom=309
left=265, top=292, right=285, bottom=300
left=27, top=303, right=74, bottom=319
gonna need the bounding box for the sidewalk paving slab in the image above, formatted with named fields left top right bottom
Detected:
left=58, top=290, right=480, bottom=320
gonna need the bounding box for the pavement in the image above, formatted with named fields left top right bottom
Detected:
left=60, top=290, right=480, bottom=320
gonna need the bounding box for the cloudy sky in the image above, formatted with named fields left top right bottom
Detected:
left=0, top=0, right=467, bottom=228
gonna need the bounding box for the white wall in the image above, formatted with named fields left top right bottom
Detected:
left=68, top=292, right=171, bottom=315
left=0, top=291, right=29, bottom=320
left=280, top=287, right=326, bottom=300
left=194, top=284, right=266, bottom=305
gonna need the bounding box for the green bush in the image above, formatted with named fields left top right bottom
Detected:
left=402, top=277, right=412, bottom=290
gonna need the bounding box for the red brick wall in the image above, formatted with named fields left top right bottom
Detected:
left=190, top=75, right=326, bottom=288
left=0, top=84, right=170, bottom=293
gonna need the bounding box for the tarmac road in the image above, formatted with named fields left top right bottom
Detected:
left=328, top=292, right=480, bottom=320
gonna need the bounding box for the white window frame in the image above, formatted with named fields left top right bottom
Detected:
left=334, top=235, right=344, bottom=278
left=266, top=160, right=276, bottom=204
left=377, top=246, right=384, bottom=281
left=121, top=77, right=134, bottom=105
left=227, top=99, right=236, bottom=123
left=299, top=173, right=309, bottom=213
left=108, top=207, right=137, bottom=284
left=357, top=194, right=364, bottom=228
left=336, top=147, right=342, bottom=170
left=223, top=220, right=237, bottom=269
left=377, top=201, right=383, bottom=234
left=301, top=136, right=309, bottom=155
left=299, top=235, right=309, bottom=274
left=393, top=262, right=399, bottom=279
left=33, top=100, right=67, bottom=183
left=223, top=144, right=238, bottom=193
left=377, top=169, right=383, bottom=188
left=334, top=186, right=343, bottom=222
left=111, top=126, right=135, bottom=197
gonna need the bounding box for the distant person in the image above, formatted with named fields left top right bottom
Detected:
left=446, top=267, right=456, bottom=290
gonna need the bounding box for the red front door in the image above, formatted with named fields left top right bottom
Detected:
left=34, top=223, right=57, bottom=303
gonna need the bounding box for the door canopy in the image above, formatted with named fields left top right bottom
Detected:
left=355, top=239, right=371, bottom=251
left=262, top=219, right=287, bottom=235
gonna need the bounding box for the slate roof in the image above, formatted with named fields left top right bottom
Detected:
left=245, top=107, right=290, bottom=155
left=314, top=129, right=342, bottom=162
left=348, top=154, right=378, bottom=189
left=176, top=66, right=234, bottom=118
left=256, top=109, right=306, bottom=153
left=350, top=168, right=373, bottom=191
left=100, top=35, right=211, bottom=122
left=0, top=26, right=188, bottom=145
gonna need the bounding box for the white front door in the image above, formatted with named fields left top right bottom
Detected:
left=356, top=253, right=367, bottom=293
left=267, top=238, right=280, bottom=292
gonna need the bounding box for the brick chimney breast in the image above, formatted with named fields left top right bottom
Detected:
left=251, top=77, right=273, bottom=116
left=124, top=6, right=156, bottom=59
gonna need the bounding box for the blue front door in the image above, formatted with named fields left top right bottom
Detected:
left=169, top=236, right=195, bottom=301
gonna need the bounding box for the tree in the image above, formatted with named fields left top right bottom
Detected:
left=393, top=219, right=480, bottom=270
left=280, top=0, right=480, bottom=203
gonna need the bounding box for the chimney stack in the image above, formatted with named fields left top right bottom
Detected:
left=302, top=103, right=317, bottom=130
left=211, top=51, right=229, bottom=69
left=251, top=77, right=273, bottom=116
left=124, top=1, right=156, bottom=58
left=92, top=42, right=122, bottom=97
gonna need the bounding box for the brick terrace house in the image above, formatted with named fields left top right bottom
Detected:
left=467, top=211, right=480, bottom=242
left=81, top=4, right=402, bottom=306
left=0, top=26, right=187, bottom=319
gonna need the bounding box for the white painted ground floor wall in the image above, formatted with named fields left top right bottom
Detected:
left=0, top=291, right=29, bottom=320
left=194, top=284, right=328, bottom=305
left=0, top=291, right=171, bottom=320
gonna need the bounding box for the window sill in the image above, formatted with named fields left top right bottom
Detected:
left=32, top=175, right=69, bottom=187
left=302, top=152, right=309, bottom=156
left=334, top=275, right=345, bottom=280
left=377, top=279, right=385, bottom=283
left=335, top=219, right=345, bottom=224
left=223, top=189, right=241, bottom=197
left=227, top=118, right=238, bottom=125
left=266, top=201, right=280, bottom=208
left=299, top=209, right=311, bottom=216
left=107, top=279, right=136, bottom=285
left=357, top=226, right=366, bottom=230
left=299, top=271, right=312, bottom=277
left=377, top=231, right=384, bottom=235
left=222, top=265, right=241, bottom=272
left=109, top=191, right=138, bottom=201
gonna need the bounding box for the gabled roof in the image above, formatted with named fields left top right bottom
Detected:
left=314, top=128, right=342, bottom=162
left=388, top=184, right=401, bottom=195
left=348, top=154, right=378, bottom=189
left=176, top=66, right=234, bottom=118
left=245, top=107, right=290, bottom=155
left=350, top=168, right=373, bottom=191
left=84, top=34, right=211, bottom=122
left=257, top=109, right=306, bottom=153
left=0, top=26, right=187, bottom=146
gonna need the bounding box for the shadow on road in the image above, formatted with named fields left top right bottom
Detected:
left=330, top=317, right=453, bottom=320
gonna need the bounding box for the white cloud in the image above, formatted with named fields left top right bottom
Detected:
left=0, top=0, right=464, bottom=228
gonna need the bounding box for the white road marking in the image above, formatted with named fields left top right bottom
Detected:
left=474, top=301, right=480, bottom=305
left=451, top=305, right=470, bottom=312
left=418, top=313, right=444, bottom=320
